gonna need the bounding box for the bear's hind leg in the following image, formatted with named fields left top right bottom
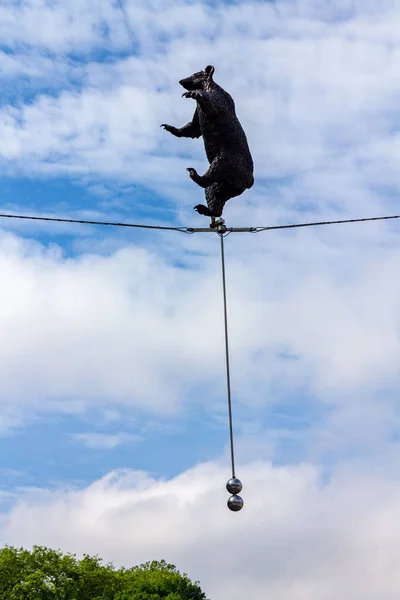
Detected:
left=205, top=183, right=226, bottom=217
left=194, top=183, right=227, bottom=219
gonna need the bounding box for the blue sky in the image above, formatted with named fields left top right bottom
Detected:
left=2, top=0, right=400, bottom=598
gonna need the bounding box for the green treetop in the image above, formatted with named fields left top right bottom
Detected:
left=0, top=546, right=208, bottom=600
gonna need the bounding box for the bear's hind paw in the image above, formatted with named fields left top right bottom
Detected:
left=194, top=204, right=212, bottom=216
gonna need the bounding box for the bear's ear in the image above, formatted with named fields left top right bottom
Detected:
left=205, top=65, right=215, bottom=78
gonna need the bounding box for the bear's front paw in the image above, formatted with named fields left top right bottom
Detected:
left=187, top=167, right=198, bottom=180
left=182, top=91, right=201, bottom=100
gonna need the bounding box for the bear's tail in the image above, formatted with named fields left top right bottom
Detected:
left=247, top=174, right=254, bottom=189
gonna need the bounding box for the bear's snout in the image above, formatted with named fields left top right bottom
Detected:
left=179, top=77, right=197, bottom=91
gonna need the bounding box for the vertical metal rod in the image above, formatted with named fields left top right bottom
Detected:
left=219, top=232, right=236, bottom=479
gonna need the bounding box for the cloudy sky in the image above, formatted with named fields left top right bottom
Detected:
left=1, top=0, right=400, bottom=597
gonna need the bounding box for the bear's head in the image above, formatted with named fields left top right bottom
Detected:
left=179, top=65, right=215, bottom=91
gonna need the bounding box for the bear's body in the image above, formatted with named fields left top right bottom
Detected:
left=161, top=65, right=254, bottom=224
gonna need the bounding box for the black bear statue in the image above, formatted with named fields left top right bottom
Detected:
left=161, top=65, right=254, bottom=226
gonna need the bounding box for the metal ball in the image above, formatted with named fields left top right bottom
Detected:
left=226, top=477, right=243, bottom=495
left=227, top=495, right=244, bottom=512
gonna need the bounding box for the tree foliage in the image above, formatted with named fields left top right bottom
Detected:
left=0, top=546, right=208, bottom=600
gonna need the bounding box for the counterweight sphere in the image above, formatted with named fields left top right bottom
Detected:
left=226, top=478, right=243, bottom=495
left=227, top=495, right=244, bottom=512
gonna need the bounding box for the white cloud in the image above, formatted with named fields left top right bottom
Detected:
left=0, top=0, right=131, bottom=53
left=3, top=458, right=400, bottom=599
left=0, top=51, right=77, bottom=81
left=0, top=216, right=400, bottom=458
left=0, top=230, right=225, bottom=415
left=73, top=431, right=142, bottom=449
left=1, top=0, right=400, bottom=221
